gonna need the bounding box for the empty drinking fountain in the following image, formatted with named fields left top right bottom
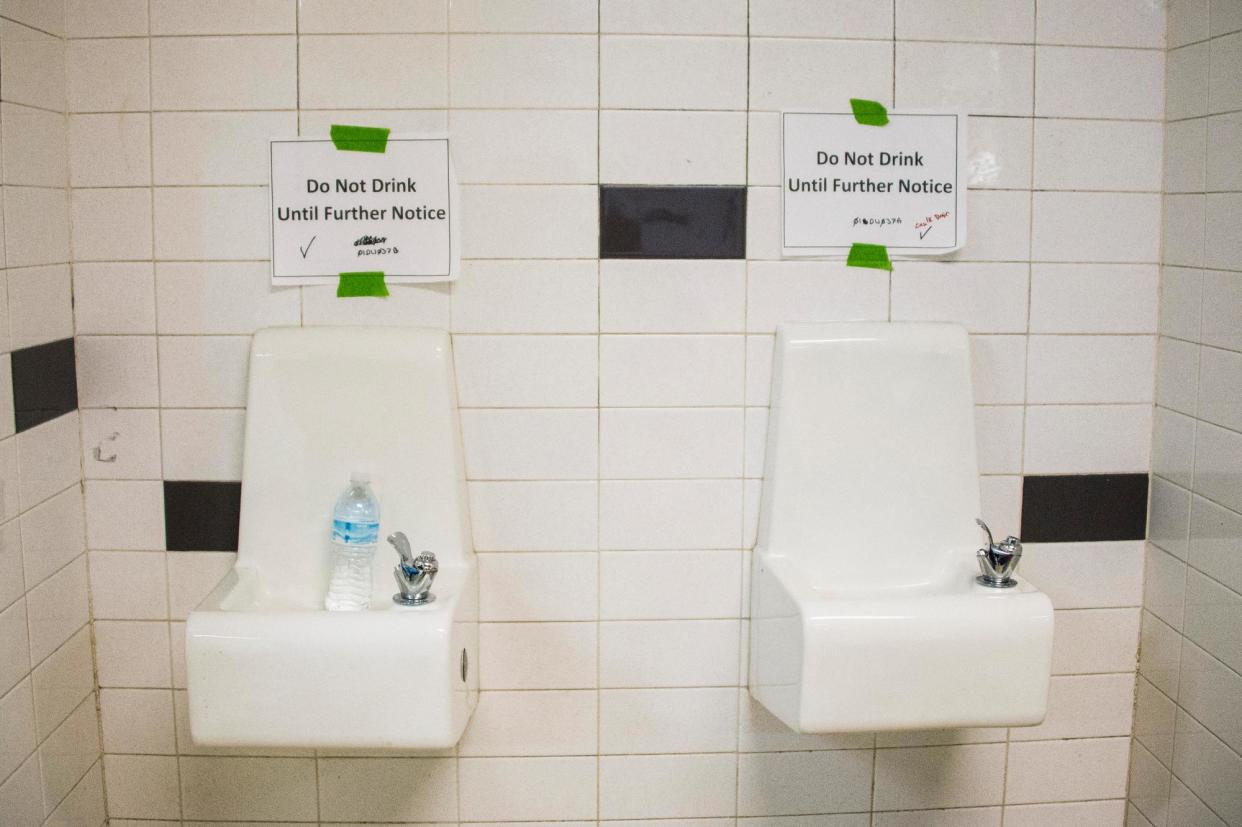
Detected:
left=389, top=531, right=438, bottom=605
left=975, top=518, right=1023, bottom=588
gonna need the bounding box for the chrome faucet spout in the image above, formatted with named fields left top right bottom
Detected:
left=974, top=518, right=1022, bottom=589
left=388, top=532, right=438, bottom=605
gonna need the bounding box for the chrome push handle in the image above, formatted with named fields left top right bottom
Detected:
left=388, top=531, right=438, bottom=606
left=975, top=518, right=1022, bottom=589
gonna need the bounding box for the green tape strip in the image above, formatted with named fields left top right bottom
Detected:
left=337, top=272, right=390, bottom=297
left=330, top=124, right=390, bottom=153
left=849, top=98, right=889, bottom=126
left=846, top=243, right=893, bottom=271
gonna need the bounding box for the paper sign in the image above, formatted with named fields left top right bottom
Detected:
left=269, top=136, right=458, bottom=285
left=782, top=112, right=966, bottom=257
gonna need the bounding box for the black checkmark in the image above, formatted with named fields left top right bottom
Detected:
left=919, top=226, right=934, bottom=239
left=299, top=235, right=317, bottom=258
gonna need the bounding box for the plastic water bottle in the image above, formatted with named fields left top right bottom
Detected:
left=324, top=473, right=380, bottom=611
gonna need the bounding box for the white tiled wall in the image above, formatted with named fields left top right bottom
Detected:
left=1128, top=1, right=1242, bottom=825
left=0, top=3, right=104, bottom=826
left=50, top=0, right=1173, bottom=825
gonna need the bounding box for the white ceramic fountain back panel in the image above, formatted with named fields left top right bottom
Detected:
left=237, top=326, right=472, bottom=607
left=759, top=322, right=982, bottom=593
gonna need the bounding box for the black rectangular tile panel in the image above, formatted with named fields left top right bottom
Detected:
left=600, top=185, right=746, bottom=259
left=11, top=337, right=77, bottom=433
left=165, top=481, right=242, bottom=552
left=1021, top=474, right=1148, bottom=543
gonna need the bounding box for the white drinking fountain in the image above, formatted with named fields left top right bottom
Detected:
left=749, top=322, right=1054, bottom=733
left=186, top=327, right=478, bottom=749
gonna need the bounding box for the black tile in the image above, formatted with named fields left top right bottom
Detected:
left=600, top=186, right=746, bottom=259
left=11, top=338, right=77, bottom=433
left=164, top=481, right=242, bottom=552
left=1021, top=474, right=1149, bottom=543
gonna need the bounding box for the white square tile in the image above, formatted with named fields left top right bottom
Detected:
left=298, top=0, right=445, bottom=33
left=461, top=409, right=597, bottom=480
left=744, top=407, right=768, bottom=477
left=750, top=38, right=891, bottom=112
left=153, top=187, right=269, bottom=260
left=601, top=110, right=747, bottom=185
left=601, top=260, right=745, bottom=333
left=1004, top=738, right=1130, bottom=803
left=157, top=336, right=250, bottom=408
left=478, top=622, right=597, bottom=689
left=1029, top=264, right=1158, bottom=333
left=600, top=335, right=744, bottom=406
left=80, top=408, right=161, bottom=480
left=1178, top=639, right=1242, bottom=756
left=890, top=262, right=1028, bottom=333
left=99, top=688, right=175, bottom=753
left=19, top=486, right=85, bottom=588
left=600, top=619, right=740, bottom=687
left=1194, top=422, right=1242, bottom=513
left=737, top=750, right=874, bottom=816
left=1133, top=674, right=1177, bottom=764
left=84, top=480, right=164, bottom=551
left=24, top=556, right=88, bottom=664
left=600, top=753, right=737, bottom=819
left=451, top=109, right=596, bottom=184
left=0, top=521, right=23, bottom=610
left=1207, top=112, right=1242, bottom=191
left=1212, top=0, right=1242, bottom=36
left=600, top=408, right=743, bottom=479
left=68, top=113, right=150, bottom=188
left=468, top=481, right=597, bottom=551
left=0, top=678, right=36, bottom=782
left=1, top=104, right=66, bottom=188
left=1022, top=404, right=1152, bottom=474
left=1167, top=42, right=1211, bottom=121
left=1201, top=271, right=1242, bottom=352
left=1160, top=266, right=1203, bottom=341
left=1166, top=118, right=1208, bottom=197
left=155, top=262, right=298, bottom=335
left=602, top=0, right=747, bottom=34
left=600, top=479, right=743, bottom=550
left=101, top=755, right=179, bottom=820
left=1150, top=476, right=1192, bottom=561
left=160, top=409, right=244, bottom=480
left=1033, top=119, right=1163, bottom=191
left=451, top=35, right=597, bottom=107
left=1014, top=673, right=1137, bottom=742
left=30, top=626, right=92, bottom=743
left=149, top=0, right=295, bottom=34
left=301, top=283, right=450, bottom=330
left=300, top=34, right=446, bottom=108
left=602, top=35, right=746, bottom=110
left=93, top=620, right=170, bottom=688
left=1171, top=709, right=1242, bottom=825
left=316, top=757, right=456, bottom=822
left=1153, top=407, right=1197, bottom=489
left=874, top=744, right=1005, bottom=810
left=1035, top=46, right=1164, bottom=119
left=15, top=412, right=80, bottom=511
left=451, top=260, right=598, bottom=334
left=1205, top=193, right=1242, bottom=270
left=66, top=0, right=147, bottom=37
left=1020, top=542, right=1144, bottom=609
left=153, top=111, right=296, bottom=185
left=4, top=186, right=69, bottom=267
left=1145, top=543, right=1189, bottom=630
left=38, top=697, right=98, bottom=813
left=458, top=757, right=596, bottom=822
left=1209, top=31, right=1242, bottom=114
left=948, top=189, right=1030, bottom=262
left=1, top=0, right=65, bottom=35
left=181, top=756, right=317, bottom=821
left=752, top=0, right=892, bottom=36
left=71, top=188, right=152, bottom=261
left=1033, top=192, right=1162, bottom=262
left=1058, top=603, right=1142, bottom=675
left=897, top=42, right=1033, bottom=115
left=0, top=21, right=64, bottom=112
left=599, top=687, right=737, bottom=753
left=600, top=550, right=743, bottom=619
left=7, top=265, right=73, bottom=349
left=1164, top=194, right=1207, bottom=267
left=459, top=690, right=596, bottom=756
left=975, top=406, right=1023, bottom=475
left=971, top=335, right=1026, bottom=404
left=478, top=551, right=597, bottom=621
left=967, top=115, right=1033, bottom=189
left=1026, top=335, right=1155, bottom=403
left=166, top=551, right=234, bottom=620
left=453, top=335, right=598, bottom=407
left=460, top=185, right=597, bottom=258
left=1189, top=494, right=1242, bottom=595
left=73, top=263, right=156, bottom=335
left=0, top=599, right=31, bottom=696
left=1036, top=0, right=1165, bottom=46
left=151, top=35, right=295, bottom=109
left=1168, top=0, right=1211, bottom=46
left=746, top=260, right=888, bottom=332
left=66, top=37, right=145, bottom=112
left=896, top=0, right=1033, bottom=42
left=1157, top=336, right=1200, bottom=416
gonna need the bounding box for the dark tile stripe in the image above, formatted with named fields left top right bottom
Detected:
left=11, top=337, right=78, bottom=433
left=600, top=185, right=746, bottom=259
left=1021, top=474, right=1149, bottom=543
left=165, top=481, right=242, bottom=552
